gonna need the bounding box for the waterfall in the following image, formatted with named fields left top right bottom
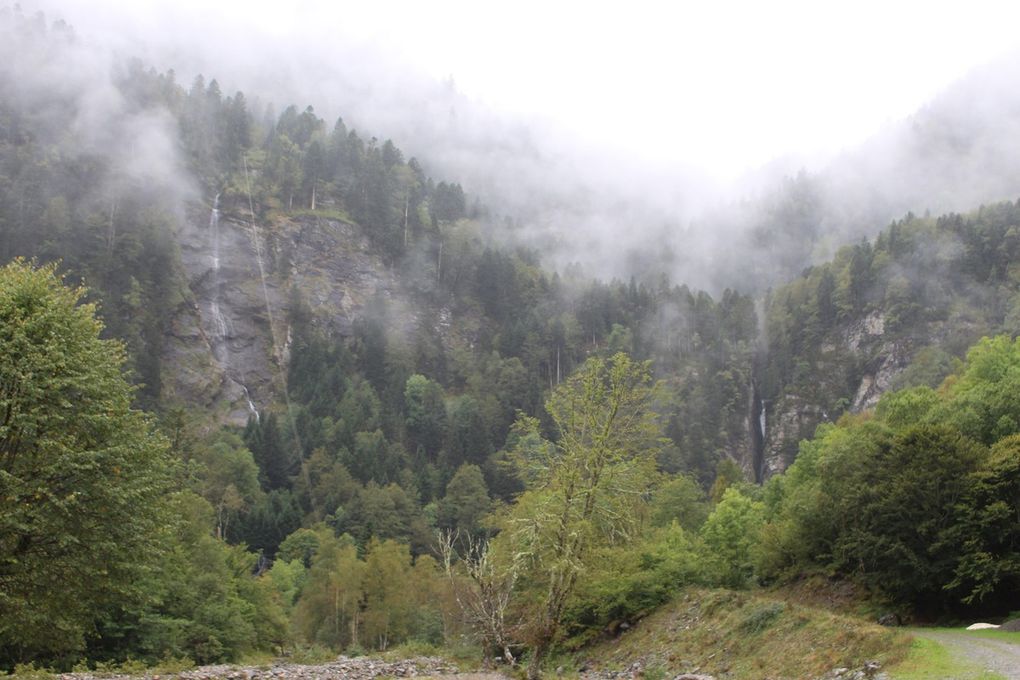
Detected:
left=207, top=193, right=259, bottom=422
left=242, top=385, right=260, bottom=423
left=759, top=399, right=766, bottom=442
left=209, top=193, right=229, bottom=364
left=750, top=382, right=766, bottom=484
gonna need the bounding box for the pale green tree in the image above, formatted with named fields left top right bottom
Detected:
left=292, top=529, right=364, bottom=649
left=361, top=538, right=413, bottom=650
left=701, top=487, right=765, bottom=588
left=497, top=353, right=662, bottom=679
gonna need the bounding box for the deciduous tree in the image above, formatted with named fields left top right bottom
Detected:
left=0, top=260, right=175, bottom=664
left=498, top=353, right=662, bottom=679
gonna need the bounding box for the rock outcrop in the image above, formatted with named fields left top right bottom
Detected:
left=162, top=199, right=404, bottom=426
left=760, top=310, right=914, bottom=478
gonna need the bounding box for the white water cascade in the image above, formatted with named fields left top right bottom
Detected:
left=208, top=193, right=259, bottom=422
left=209, top=194, right=229, bottom=357
left=758, top=399, right=766, bottom=442
left=241, top=385, right=258, bottom=421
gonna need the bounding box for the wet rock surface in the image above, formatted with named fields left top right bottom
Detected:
left=165, top=201, right=405, bottom=426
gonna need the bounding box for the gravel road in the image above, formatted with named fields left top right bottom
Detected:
left=911, top=630, right=1020, bottom=679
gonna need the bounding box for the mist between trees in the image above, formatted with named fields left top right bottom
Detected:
left=6, top=6, right=1020, bottom=676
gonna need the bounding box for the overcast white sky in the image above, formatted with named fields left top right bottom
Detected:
left=45, top=0, right=1020, bottom=180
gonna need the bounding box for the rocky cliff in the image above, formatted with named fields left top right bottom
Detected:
left=161, top=197, right=405, bottom=425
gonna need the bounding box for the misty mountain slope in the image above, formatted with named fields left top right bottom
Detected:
left=757, top=201, right=1020, bottom=475
left=7, top=7, right=1020, bottom=487
left=0, top=11, right=769, bottom=494
left=0, top=9, right=471, bottom=422
left=667, top=54, right=1020, bottom=296
left=0, top=12, right=195, bottom=406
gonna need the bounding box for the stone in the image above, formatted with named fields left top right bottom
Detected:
left=876, top=613, right=901, bottom=627
left=999, top=618, right=1020, bottom=632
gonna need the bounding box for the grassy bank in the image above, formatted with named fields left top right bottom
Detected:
left=576, top=588, right=910, bottom=679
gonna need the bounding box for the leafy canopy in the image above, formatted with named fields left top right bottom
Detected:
left=0, top=260, right=175, bottom=664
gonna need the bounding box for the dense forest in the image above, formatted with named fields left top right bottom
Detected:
left=4, top=7, right=1020, bottom=678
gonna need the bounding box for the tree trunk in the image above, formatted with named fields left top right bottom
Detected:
left=528, top=637, right=549, bottom=680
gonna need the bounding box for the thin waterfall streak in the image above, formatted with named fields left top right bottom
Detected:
left=243, top=158, right=315, bottom=514
left=759, top=399, right=766, bottom=441
left=209, top=192, right=260, bottom=420
left=209, top=193, right=229, bottom=365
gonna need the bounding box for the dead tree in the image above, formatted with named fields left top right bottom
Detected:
left=438, top=530, right=517, bottom=667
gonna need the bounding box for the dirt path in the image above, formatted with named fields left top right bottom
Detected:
left=912, top=630, right=1020, bottom=679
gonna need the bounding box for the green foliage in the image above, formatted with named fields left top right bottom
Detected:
left=404, top=374, right=447, bottom=460
left=650, top=474, right=710, bottom=531
left=0, top=261, right=175, bottom=666
left=245, top=414, right=297, bottom=492
left=190, top=430, right=263, bottom=539
left=106, top=493, right=288, bottom=665
left=563, top=524, right=706, bottom=646
left=738, top=601, right=785, bottom=634
left=277, top=527, right=321, bottom=567
left=948, top=434, right=1020, bottom=605
left=934, top=336, right=1020, bottom=444
left=233, top=488, right=303, bottom=557
left=498, top=353, right=663, bottom=677
left=759, top=336, right=1020, bottom=615
left=437, top=463, right=492, bottom=538
left=291, top=530, right=447, bottom=652
left=292, top=529, right=364, bottom=649
left=701, top=488, right=765, bottom=589
left=875, top=386, right=939, bottom=429
left=266, top=557, right=307, bottom=612
left=709, top=458, right=746, bottom=504
left=828, top=425, right=983, bottom=606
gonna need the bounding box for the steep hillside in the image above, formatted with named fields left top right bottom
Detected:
left=6, top=8, right=1020, bottom=492
left=577, top=588, right=908, bottom=679
left=758, top=202, right=1020, bottom=475
left=165, top=198, right=404, bottom=424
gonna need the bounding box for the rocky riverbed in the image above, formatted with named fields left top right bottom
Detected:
left=56, top=656, right=471, bottom=680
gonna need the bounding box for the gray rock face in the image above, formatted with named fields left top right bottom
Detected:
left=844, top=311, right=886, bottom=353
left=761, top=310, right=913, bottom=477
left=850, top=340, right=909, bottom=412
left=762, top=395, right=827, bottom=478
left=162, top=199, right=402, bottom=426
